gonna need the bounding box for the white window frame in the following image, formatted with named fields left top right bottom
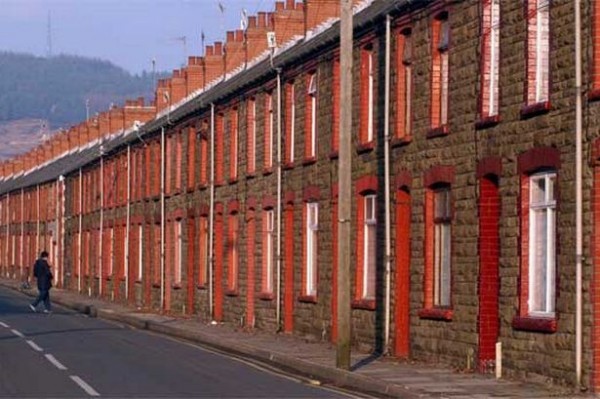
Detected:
left=305, top=202, right=318, bottom=296
left=175, top=220, right=183, bottom=284
left=363, top=195, right=376, bottom=300
left=248, top=98, right=256, bottom=173
left=138, top=225, right=143, bottom=280
left=199, top=216, right=209, bottom=285
left=367, top=50, right=374, bottom=142
left=534, top=0, right=550, bottom=103
left=528, top=171, right=556, bottom=316
left=265, top=209, right=275, bottom=293
left=433, top=188, right=451, bottom=307
left=307, top=73, right=318, bottom=158
left=487, top=0, right=500, bottom=116
left=267, top=93, right=274, bottom=169
left=289, top=84, right=296, bottom=163
left=402, top=31, right=412, bottom=136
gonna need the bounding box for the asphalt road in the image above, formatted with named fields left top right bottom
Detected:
left=0, top=287, right=351, bottom=398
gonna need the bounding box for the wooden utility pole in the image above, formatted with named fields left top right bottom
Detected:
left=337, top=0, right=353, bottom=370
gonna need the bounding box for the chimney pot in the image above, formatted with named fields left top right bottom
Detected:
left=248, top=16, right=257, bottom=28
left=214, top=42, right=223, bottom=55
left=206, top=45, right=214, bottom=56
left=235, top=30, right=244, bottom=42
left=258, top=12, right=266, bottom=27
left=227, top=31, right=235, bottom=41
left=276, top=1, right=284, bottom=11
left=286, top=0, right=295, bottom=9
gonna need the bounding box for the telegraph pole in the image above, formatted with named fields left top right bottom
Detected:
left=337, top=0, right=352, bottom=370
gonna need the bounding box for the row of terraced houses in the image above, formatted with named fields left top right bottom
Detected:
left=2, top=0, right=600, bottom=390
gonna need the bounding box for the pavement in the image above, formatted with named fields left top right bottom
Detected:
left=1, top=279, right=588, bottom=399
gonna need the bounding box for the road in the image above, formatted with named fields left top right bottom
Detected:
left=0, top=287, right=352, bottom=398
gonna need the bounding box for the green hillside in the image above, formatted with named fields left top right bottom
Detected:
left=0, top=52, right=159, bottom=127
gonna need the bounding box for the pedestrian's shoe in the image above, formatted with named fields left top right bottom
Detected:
left=43, top=309, right=51, bottom=314
left=28, top=304, right=36, bottom=312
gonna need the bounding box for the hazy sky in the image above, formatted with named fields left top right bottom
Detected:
left=0, top=0, right=278, bottom=74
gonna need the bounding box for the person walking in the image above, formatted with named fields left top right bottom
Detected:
left=29, top=251, right=53, bottom=313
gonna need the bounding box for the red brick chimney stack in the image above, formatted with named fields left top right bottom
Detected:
left=185, top=56, right=205, bottom=94
left=170, top=70, right=187, bottom=104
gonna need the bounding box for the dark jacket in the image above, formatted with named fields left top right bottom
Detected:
left=33, top=258, right=53, bottom=290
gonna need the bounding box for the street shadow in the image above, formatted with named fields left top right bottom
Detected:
left=350, top=352, right=382, bottom=371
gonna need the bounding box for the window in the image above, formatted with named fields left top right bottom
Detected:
left=229, top=108, right=238, bottom=182
left=305, top=72, right=318, bottom=160
left=331, top=59, right=340, bottom=154
left=262, top=209, right=275, bottom=294
left=227, top=212, right=239, bottom=292
left=362, top=195, right=376, bottom=300
left=247, top=98, right=256, bottom=175
left=153, top=224, right=161, bottom=285
left=304, top=202, right=318, bottom=297
left=215, top=113, right=224, bottom=185
left=480, top=0, right=500, bottom=119
left=360, top=45, right=375, bottom=145
left=285, top=83, right=295, bottom=165
left=138, top=225, right=143, bottom=280
left=525, top=0, right=550, bottom=106
left=593, top=0, right=600, bottom=96
left=108, top=227, right=114, bottom=276
left=433, top=187, right=451, bottom=307
left=528, top=172, right=556, bottom=315
left=174, top=220, right=183, bottom=285
left=175, top=133, right=182, bottom=192
left=198, top=216, right=209, bottom=286
left=199, top=120, right=209, bottom=186
left=165, top=136, right=172, bottom=195
left=264, top=92, right=274, bottom=170
left=187, top=126, right=196, bottom=190
left=396, top=29, right=412, bottom=140
left=430, top=13, right=450, bottom=132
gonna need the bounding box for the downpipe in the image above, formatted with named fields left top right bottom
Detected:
left=383, top=14, right=392, bottom=354
left=99, top=148, right=104, bottom=297
left=276, top=70, right=283, bottom=331
left=209, top=103, right=216, bottom=320
left=78, top=168, right=83, bottom=293
left=160, top=127, right=166, bottom=311
left=125, top=145, right=131, bottom=300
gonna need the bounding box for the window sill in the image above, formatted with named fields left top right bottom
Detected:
left=418, top=307, right=454, bottom=321
left=135, top=280, right=142, bottom=285
left=152, top=283, right=160, bottom=288
left=196, top=284, right=208, bottom=290
left=520, top=101, right=551, bottom=119
left=391, top=136, right=412, bottom=148
left=302, top=157, right=317, bottom=166
left=228, top=178, right=238, bottom=185
left=246, top=172, right=256, bottom=180
left=283, top=162, right=295, bottom=170
left=172, top=283, right=183, bottom=290
left=427, top=125, right=449, bottom=138
left=215, top=181, right=225, bottom=187
left=475, top=115, right=501, bottom=130
left=356, top=141, right=375, bottom=154
left=262, top=168, right=274, bottom=176
left=198, top=183, right=208, bottom=190
left=258, top=292, right=275, bottom=301
left=588, top=88, right=600, bottom=102
left=329, top=151, right=339, bottom=160
left=512, top=315, right=557, bottom=333
left=352, top=299, right=376, bottom=310
left=298, top=295, right=317, bottom=304
left=225, top=288, right=239, bottom=297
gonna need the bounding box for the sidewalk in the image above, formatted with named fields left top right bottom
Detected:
left=2, top=279, right=584, bottom=399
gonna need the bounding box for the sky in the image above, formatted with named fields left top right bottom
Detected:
left=0, top=0, right=278, bottom=74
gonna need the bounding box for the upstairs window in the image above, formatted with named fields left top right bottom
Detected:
left=264, top=92, right=274, bottom=170
left=430, top=12, right=450, bottom=132
left=247, top=98, right=256, bottom=175
left=480, top=0, right=500, bottom=119
left=526, top=0, right=550, bottom=106
left=305, top=72, right=318, bottom=160
left=360, top=44, right=375, bottom=145
left=396, top=28, right=412, bottom=140
left=229, top=108, right=239, bottom=182
left=285, top=83, right=296, bottom=165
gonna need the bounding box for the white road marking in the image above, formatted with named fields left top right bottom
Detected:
left=26, top=340, right=43, bottom=352
left=45, top=354, right=67, bottom=370
left=70, top=375, right=100, bottom=397
left=11, top=329, right=24, bottom=338
left=0, top=322, right=9, bottom=328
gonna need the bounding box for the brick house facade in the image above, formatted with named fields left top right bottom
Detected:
left=1, top=0, right=599, bottom=390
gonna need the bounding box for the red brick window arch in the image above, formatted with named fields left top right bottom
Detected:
left=420, top=165, right=455, bottom=321
left=513, top=147, right=560, bottom=333
left=354, top=175, right=378, bottom=310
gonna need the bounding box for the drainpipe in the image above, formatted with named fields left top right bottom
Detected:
left=99, top=146, right=104, bottom=296
left=383, top=14, right=392, bottom=354
left=276, top=70, right=283, bottom=330
left=160, top=127, right=166, bottom=311
left=209, top=104, right=216, bottom=320
left=125, top=145, right=131, bottom=300
left=574, top=0, right=583, bottom=388
left=78, top=168, right=83, bottom=293
left=57, top=175, right=65, bottom=288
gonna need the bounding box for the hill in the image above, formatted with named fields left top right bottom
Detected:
left=0, top=52, right=158, bottom=128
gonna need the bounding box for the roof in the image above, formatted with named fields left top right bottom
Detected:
left=0, top=0, right=427, bottom=194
